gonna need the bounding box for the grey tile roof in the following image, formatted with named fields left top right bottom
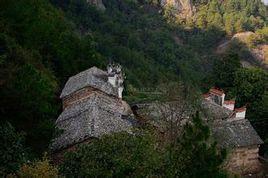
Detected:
left=60, top=67, right=117, bottom=98
left=202, top=99, right=263, bottom=148
left=133, top=100, right=263, bottom=149
left=51, top=93, right=136, bottom=151
left=202, top=100, right=233, bottom=120
left=212, top=119, right=263, bottom=148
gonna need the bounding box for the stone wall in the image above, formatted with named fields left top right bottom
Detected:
left=225, top=145, right=262, bottom=174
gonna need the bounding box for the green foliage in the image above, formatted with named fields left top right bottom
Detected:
left=0, top=55, right=58, bottom=155
left=163, top=112, right=227, bottom=178
left=247, top=91, right=268, bottom=140
left=50, top=0, right=207, bottom=88
left=0, top=122, right=27, bottom=176
left=15, top=154, right=58, bottom=178
left=256, top=27, right=268, bottom=44
left=0, top=0, right=103, bottom=80
left=248, top=27, right=268, bottom=46
left=0, top=1, right=217, bottom=157
left=0, top=0, right=103, bottom=156
left=212, top=53, right=241, bottom=91
left=60, top=131, right=161, bottom=177
left=233, top=68, right=267, bottom=107
left=194, top=0, right=268, bottom=35
left=60, top=113, right=226, bottom=177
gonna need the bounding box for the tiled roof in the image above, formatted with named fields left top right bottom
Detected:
left=212, top=119, right=263, bottom=148
left=202, top=100, right=233, bottom=120
left=133, top=99, right=263, bottom=149
left=60, top=67, right=117, bottom=98
left=51, top=93, right=136, bottom=151
left=235, top=107, right=247, bottom=112
left=202, top=93, right=210, bottom=99
left=209, top=88, right=224, bottom=96
left=224, top=100, right=235, bottom=105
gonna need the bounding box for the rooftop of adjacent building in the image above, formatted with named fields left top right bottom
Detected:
left=203, top=87, right=263, bottom=148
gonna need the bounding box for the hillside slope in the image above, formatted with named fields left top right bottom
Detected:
left=217, top=30, right=268, bottom=70
left=1, top=0, right=217, bottom=157
left=50, top=0, right=210, bottom=88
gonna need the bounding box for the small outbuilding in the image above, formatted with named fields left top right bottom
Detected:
left=203, top=88, right=263, bottom=174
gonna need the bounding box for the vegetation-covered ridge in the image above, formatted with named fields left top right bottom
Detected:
left=180, top=0, right=267, bottom=35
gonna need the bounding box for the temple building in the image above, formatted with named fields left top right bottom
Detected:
left=51, top=64, right=136, bottom=160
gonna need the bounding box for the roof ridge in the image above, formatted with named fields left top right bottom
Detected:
left=60, top=66, right=117, bottom=98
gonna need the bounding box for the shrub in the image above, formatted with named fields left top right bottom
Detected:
left=0, top=122, right=27, bottom=177
left=16, top=154, right=58, bottom=178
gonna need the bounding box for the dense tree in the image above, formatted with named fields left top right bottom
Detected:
left=10, top=64, right=57, bottom=153
left=163, top=112, right=226, bottom=178
left=0, top=0, right=103, bottom=156
left=212, top=53, right=241, bottom=91
left=50, top=0, right=210, bottom=88
left=60, top=113, right=227, bottom=177
left=0, top=122, right=27, bottom=176
left=233, top=68, right=267, bottom=107
left=194, top=0, right=268, bottom=34
left=60, top=131, right=161, bottom=177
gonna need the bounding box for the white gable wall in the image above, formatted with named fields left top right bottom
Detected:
left=236, top=110, right=246, bottom=119
left=108, top=75, right=117, bottom=87
left=223, top=103, right=235, bottom=111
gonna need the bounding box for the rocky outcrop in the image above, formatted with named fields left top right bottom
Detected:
left=160, top=0, right=196, bottom=20
left=251, top=44, right=268, bottom=68
left=217, top=31, right=268, bottom=70
left=87, top=0, right=105, bottom=10
left=216, top=32, right=255, bottom=54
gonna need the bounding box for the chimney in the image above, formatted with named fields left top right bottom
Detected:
left=209, top=88, right=225, bottom=106
left=235, top=107, right=246, bottom=119
left=117, top=74, right=124, bottom=99
left=108, top=75, right=116, bottom=87
left=118, top=86, right=123, bottom=99
left=107, top=63, right=124, bottom=99
left=107, top=63, right=116, bottom=87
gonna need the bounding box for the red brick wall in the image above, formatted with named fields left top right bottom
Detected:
left=62, top=87, right=96, bottom=109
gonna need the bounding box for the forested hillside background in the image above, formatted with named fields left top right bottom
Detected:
left=0, top=0, right=267, bottom=176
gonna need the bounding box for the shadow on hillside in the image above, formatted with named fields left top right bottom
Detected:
left=224, top=39, right=268, bottom=70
